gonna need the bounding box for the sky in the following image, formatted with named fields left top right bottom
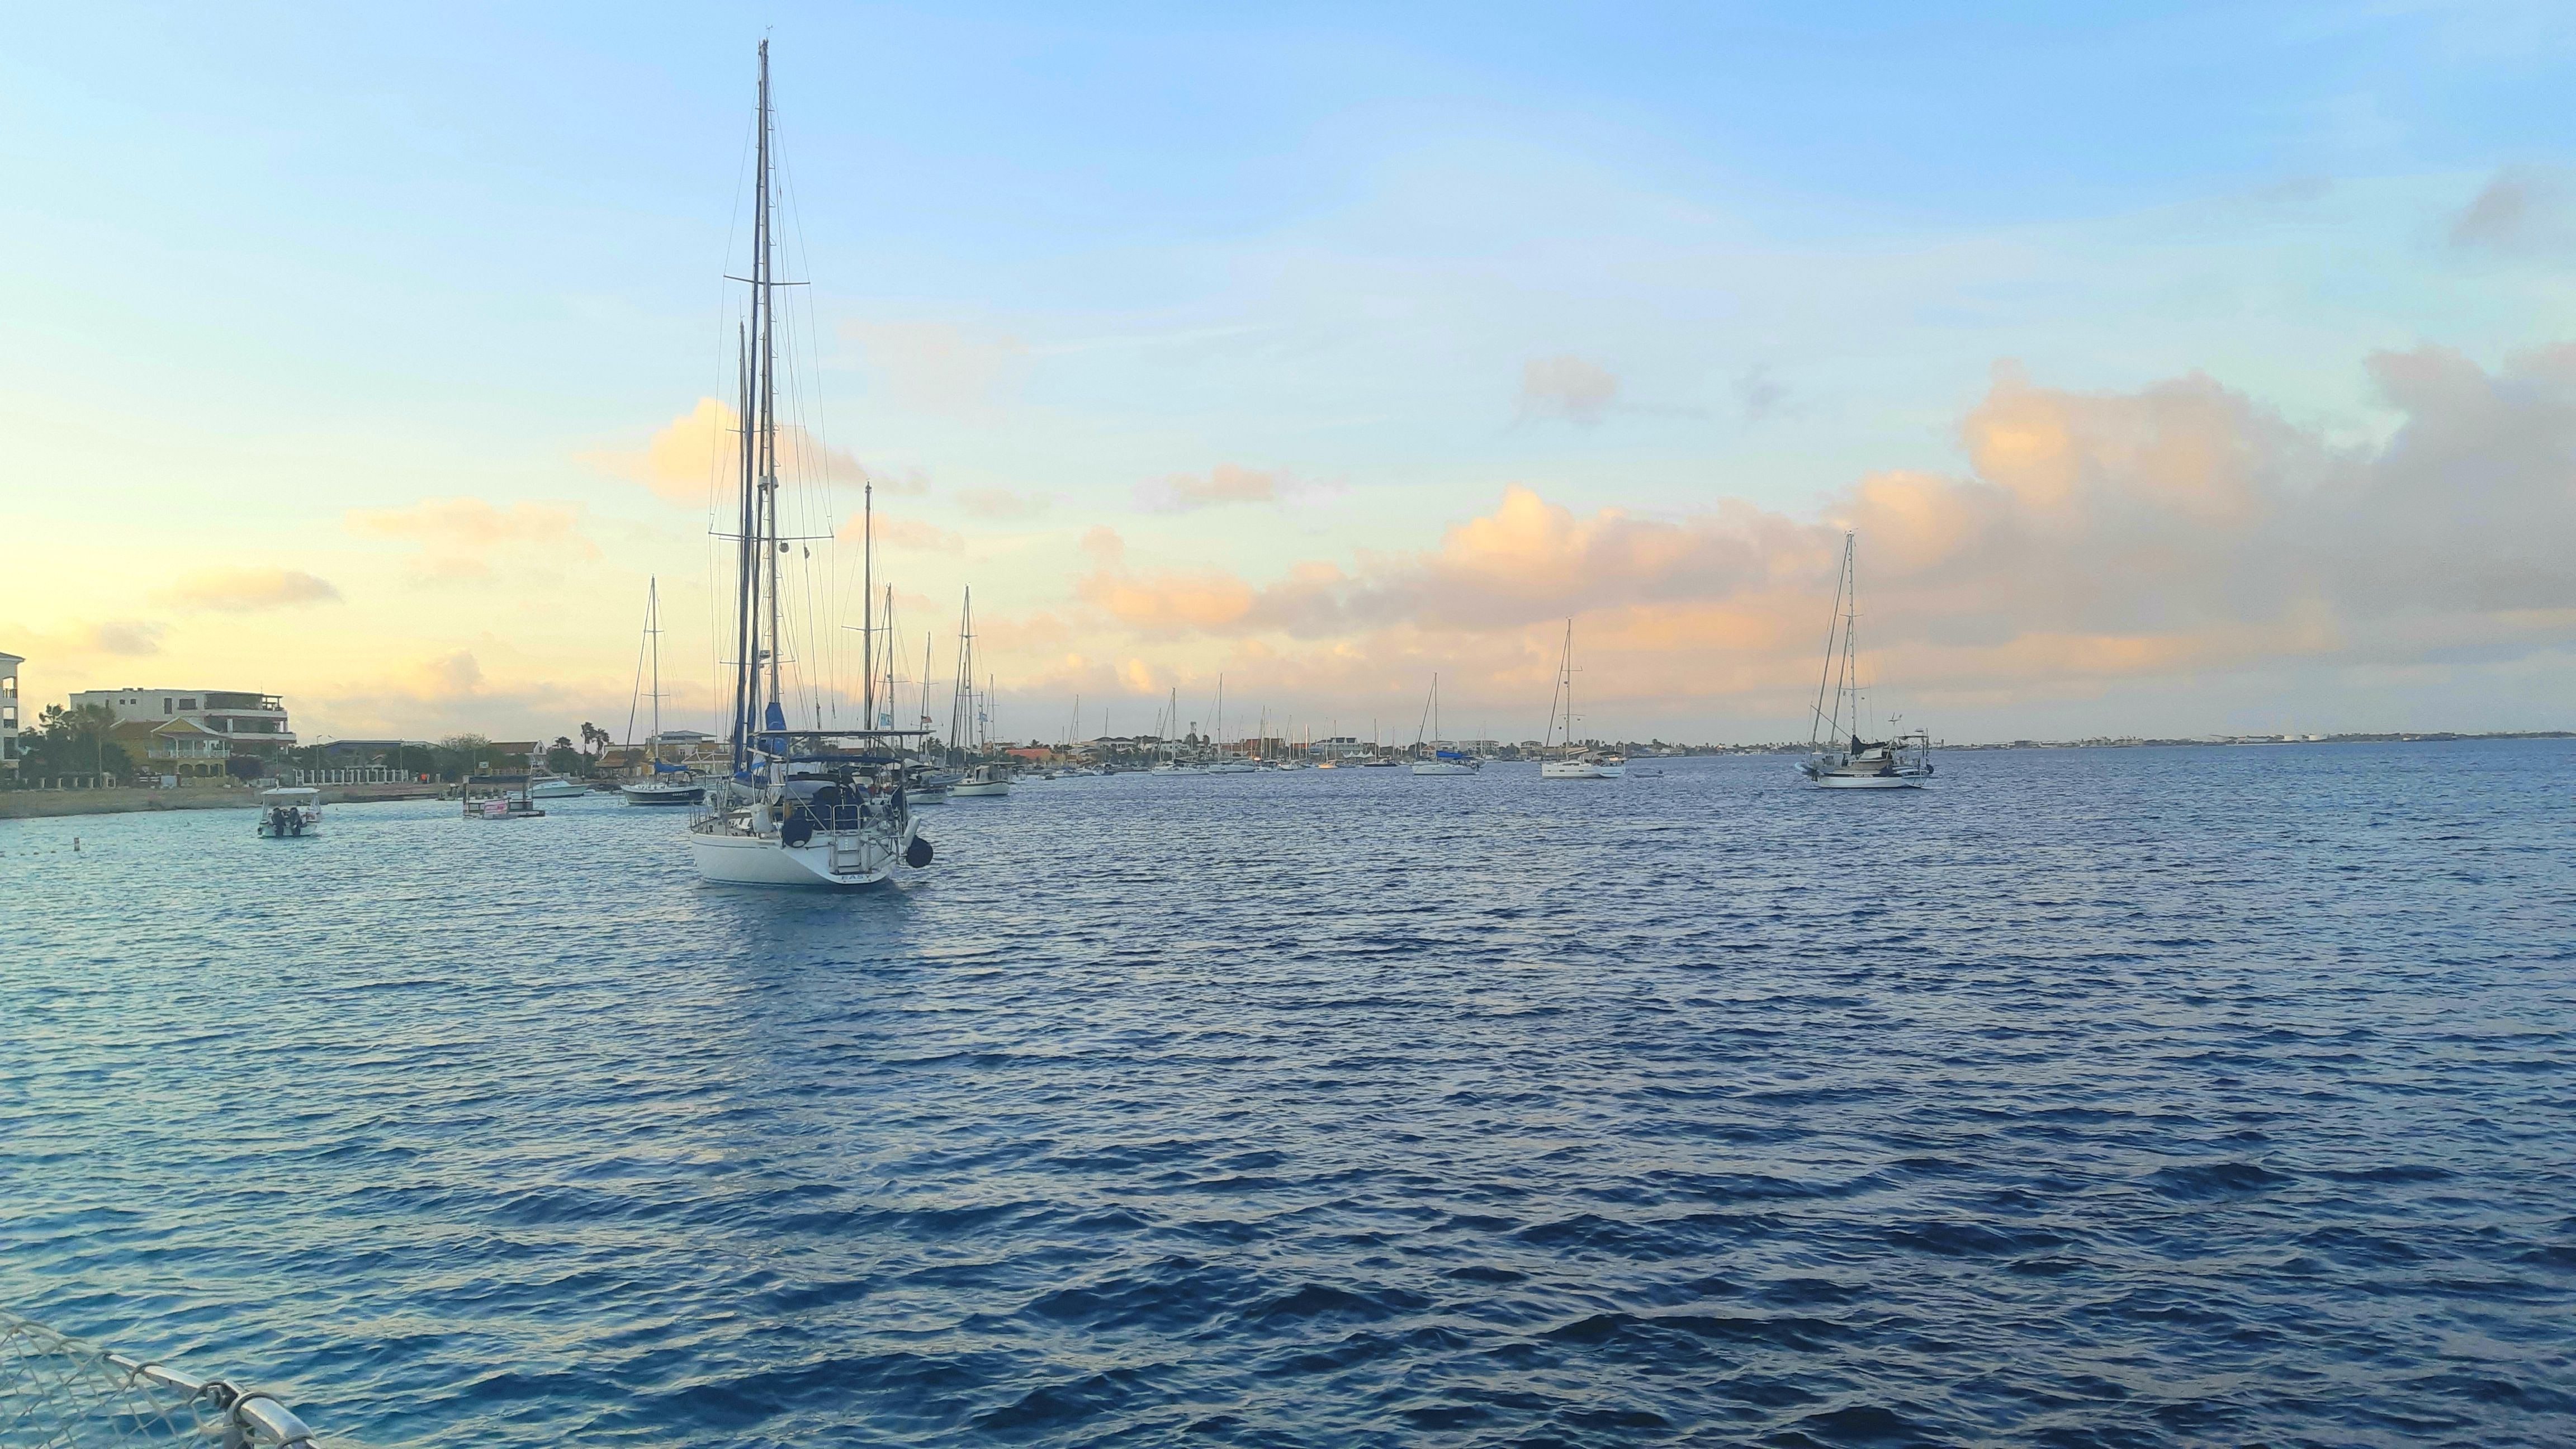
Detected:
left=5, top=1, right=2574, bottom=746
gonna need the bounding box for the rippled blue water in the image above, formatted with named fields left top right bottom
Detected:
left=4, top=742, right=2574, bottom=1447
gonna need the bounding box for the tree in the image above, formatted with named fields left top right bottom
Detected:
left=546, top=741, right=583, bottom=775
left=226, top=755, right=265, bottom=780
left=32, top=703, right=125, bottom=780
left=579, top=722, right=612, bottom=759
left=434, top=732, right=491, bottom=782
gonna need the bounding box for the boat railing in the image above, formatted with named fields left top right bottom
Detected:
left=0, top=1308, right=322, bottom=1447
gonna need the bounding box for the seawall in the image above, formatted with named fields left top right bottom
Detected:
left=0, top=783, right=449, bottom=821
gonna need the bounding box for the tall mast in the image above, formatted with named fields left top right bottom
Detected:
left=919, top=631, right=934, bottom=751
left=949, top=589, right=976, bottom=759
left=1809, top=532, right=1855, bottom=750
left=860, top=480, right=874, bottom=734
left=647, top=579, right=662, bottom=746
left=755, top=40, right=783, bottom=724
left=729, top=321, right=755, bottom=772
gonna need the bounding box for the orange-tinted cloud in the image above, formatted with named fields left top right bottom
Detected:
left=343, top=497, right=598, bottom=580
left=586, top=397, right=902, bottom=506
left=151, top=567, right=342, bottom=613
left=1064, top=347, right=2576, bottom=716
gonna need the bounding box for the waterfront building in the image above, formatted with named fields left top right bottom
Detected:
left=0, top=650, right=20, bottom=776
left=109, top=718, right=234, bottom=781
left=67, top=686, right=296, bottom=750
left=1308, top=735, right=1367, bottom=762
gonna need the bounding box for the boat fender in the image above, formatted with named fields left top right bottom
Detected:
left=780, top=809, right=814, bottom=849
left=905, top=836, right=933, bottom=868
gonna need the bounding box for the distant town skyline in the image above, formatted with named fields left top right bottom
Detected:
left=5, top=2, right=2572, bottom=744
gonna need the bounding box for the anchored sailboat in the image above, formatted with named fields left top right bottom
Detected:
left=622, top=579, right=704, bottom=806
left=688, top=42, right=935, bottom=886
left=1801, top=531, right=1933, bottom=789
left=1539, top=619, right=1624, bottom=779
left=1410, top=674, right=1480, bottom=775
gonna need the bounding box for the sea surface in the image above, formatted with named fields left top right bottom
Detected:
left=4, top=742, right=2574, bottom=1448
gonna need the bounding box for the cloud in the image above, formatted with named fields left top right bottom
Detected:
left=841, top=512, right=963, bottom=553
left=1068, top=347, right=2576, bottom=713
left=845, top=321, right=1028, bottom=414
left=954, top=486, right=1049, bottom=519
left=343, top=497, right=598, bottom=580
left=1517, top=354, right=1620, bottom=424
left=151, top=567, right=342, bottom=613
left=1734, top=364, right=1788, bottom=423
left=583, top=397, right=905, bottom=506
left=1135, top=463, right=1281, bottom=513
left=84, top=621, right=166, bottom=657
left=2450, top=167, right=2574, bottom=255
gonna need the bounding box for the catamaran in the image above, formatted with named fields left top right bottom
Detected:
left=688, top=42, right=934, bottom=886
left=1410, top=674, right=1480, bottom=775
left=622, top=579, right=705, bottom=805
left=1800, top=531, right=1934, bottom=789
left=1538, top=619, right=1625, bottom=779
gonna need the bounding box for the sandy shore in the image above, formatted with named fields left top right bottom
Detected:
left=0, top=784, right=449, bottom=820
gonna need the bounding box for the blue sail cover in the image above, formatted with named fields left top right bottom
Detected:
left=651, top=761, right=692, bottom=774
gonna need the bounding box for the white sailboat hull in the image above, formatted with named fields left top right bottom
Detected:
left=689, top=825, right=912, bottom=887
left=1410, top=761, right=1478, bottom=775
left=1808, top=771, right=1928, bottom=789
left=950, top=780, right=1010, bottom=797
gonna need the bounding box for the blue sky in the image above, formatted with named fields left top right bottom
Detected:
left=4, top=2, right=2571, bottom=742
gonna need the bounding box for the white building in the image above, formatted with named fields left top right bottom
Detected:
left=1307, top=735, right=1368, bottom=761
left=0, top=651, right=21, bottom=776
left=67, top=687, right=296, bottom=751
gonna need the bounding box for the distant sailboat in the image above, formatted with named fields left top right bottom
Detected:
left=947, top=593, right=1009, bottom=798
left=622, top=579, right=704, bottom=806
left=1538, top=619, right=1624, bottom=779
left=1410, top=674, right=1480, bottom=775
left=1800, top=532, right=1933, bottom=789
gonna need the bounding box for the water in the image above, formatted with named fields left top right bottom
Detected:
left=4, top=742, right=2573, bottom=1447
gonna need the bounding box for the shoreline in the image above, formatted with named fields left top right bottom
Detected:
left=0, top=783, right=451, bottom=821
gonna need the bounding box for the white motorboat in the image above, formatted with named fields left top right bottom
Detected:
left=950, top=763, right=1011, bottom=797
left=1409, top=674, right=1482, bottom=775
left=1801, top=531, right=1934, bottom=789
left=462, top=773, right=544, bottom=820
left=685, top=44, right=935, bottom=888
left=255, top=785, right=321, bottom=837
left=526, top=773, right=588, bottom=799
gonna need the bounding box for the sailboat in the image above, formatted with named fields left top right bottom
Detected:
left=1538, top=619, right=1625, bottom=779
left=1410, top=674, right=1480, bottom=775
left=1801, top=531, right=1934, bottom=789
left=1207, top=675, right=1258, bottom=772
left=622, top=579, right=704, bottom=805
left=947, top=593, right=1010, bottom=797
left=910, top=630, right=949, bottom=803
left=688, top=42, right=935, bottom=886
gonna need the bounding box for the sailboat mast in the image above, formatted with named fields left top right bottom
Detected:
left=648, top=578, right=662, bottom=746
left=861, top=481, right=874, bottom=734
left=1809, top=532, right=1854, bottom=749
left=754, top=39, right=783, bottom=726
left=1841, top=535, right=1862, bottom=744
left=729, top=323, right=755, bottom=772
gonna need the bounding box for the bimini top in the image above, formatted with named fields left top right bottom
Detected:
left=258, top=787, right=321, bottom=801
